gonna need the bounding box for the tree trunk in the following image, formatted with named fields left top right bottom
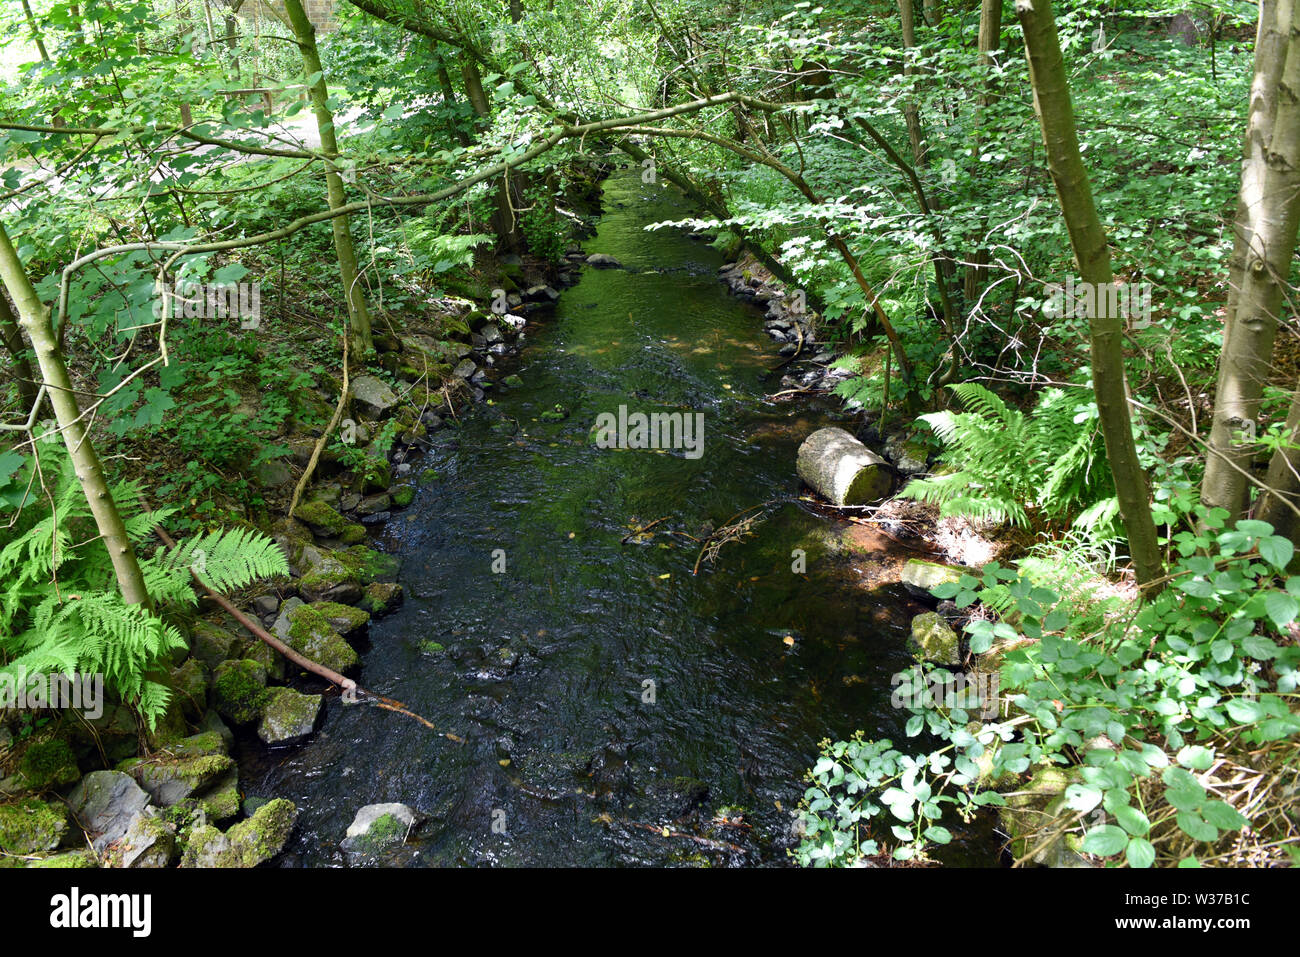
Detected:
left=797, top=427, right=896, bottom=505
left=21, top=0, right=50, bottom=61
left=0, top=291, right=40, bottom=416
left=1016, top=0, right=1164, bottom=589
left=0, top=223, right=152, bottom=606
left=1257, top=378, right=1300, bottom=542
left=1201, top=0, right=1300, bottom=522
left=461, top=56, right=522, bottom=250
left=965, top=0, right=1003, bottom=304
left=284, top=0, right=374, bottom=357
left=898, top=0, right=926, bottom=165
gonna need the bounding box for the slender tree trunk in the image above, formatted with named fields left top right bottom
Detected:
left=21, top=0, right=50, bottom=60
left=1257, top=378, right=1300, bottom=542
left=1201, top=0, right=1300, bottom=522
left=284, top=0, right=374, bottom=357
left=0, top=224, right=151, bottom=606
left=898, top=0, right=926, bottom=165
left=0, top=291, right=40, bottom=416
left=435, top=56, right=472, bottom=146
left=1016, top=0, right=1164, bottom=589
left=461, top=56, right=522, bottom=250
left=966, top=0, right=1003, bottom=304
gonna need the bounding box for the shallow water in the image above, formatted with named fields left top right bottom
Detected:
left=241, top=165, right=994, bottom=866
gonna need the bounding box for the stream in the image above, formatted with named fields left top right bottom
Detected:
left=241, top=164, right=992, bottom=866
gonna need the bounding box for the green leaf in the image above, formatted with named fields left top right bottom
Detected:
left=1263, top=591, right=1299, bottom=629
left=1081, top=824, right=1128, bottom=856
left=1125, top=837, right=1156, bottom=868
left=1115, top=804, right=1150, bottom=836
left=1259, top=535, right=1294, bottom=570
left=1200, top=800, right=1247, bottom=831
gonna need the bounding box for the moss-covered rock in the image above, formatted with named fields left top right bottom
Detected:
left=29, top=849, right=98, bottom=868
left=900, top=560, right=972, bottom=599
left=119, top=752, right=235, bottom=807
left=293, top=499, right=365, bottom=542
left=243, top=636, right=287, bottom=681
left=169, top=658, right=209, bottom=718
left=0, top=798, right=69, bottom=854
left=309, top=601, right=370, bottom=636
left=199, top=770, right=241, bottom=822
left=116, top=811, right=177, bottom=868
left=17, top=738, right=80, bottom=790
left=257, top=687, right=323, bottom=746
left=999, top=766, right=1091, bottom=867
left=284, top=605, right=360, bottom=674
left=180, top=798, right=297, bottom=868
left=358, top=581, right=403, bottom=618
left=190, top=619, right=242, bottom=668
left=340, top=803, right=418, bottom=855
left=418, top=468, right=439, bottom=485
left=212, top=659, right=270, bottom=725
left=297, top=545, right=399, bottom=603
left=391, top=485, right=415, bottom=508
left=907, top=612, right=961, bottom=666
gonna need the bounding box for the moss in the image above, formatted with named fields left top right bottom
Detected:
left=339, top=524, right=368, bottom=545
left=285, top=605, right=360, bottom=673
left=358, top=581, right=402, bottom=617
left=391, top=485, right=415, bottom=508
left=502, top=375, right=524, bottom=388
left=18, top=739, right=79, bottom=790
left=227, top=798, right=297, bottom=865
left=309, top=601, right=371, bottom=635
left=212, top=659, right=270, bottom=725
left=29, top=849, right=98, bottom=869
left=0, top=798, right=68, bottom=855
left=199, top=771, right=241, bottom=822
left=292, top=500, right=351, bottom=537
left=418, top=468, right=440, bottom=485
left=420, top=640, right=445, bottom=654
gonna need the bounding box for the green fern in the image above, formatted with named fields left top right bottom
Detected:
left=0, top=444, right=288, bottom=728
left=897, top=382, right=1118, bottom=534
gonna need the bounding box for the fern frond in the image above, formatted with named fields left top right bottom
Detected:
left=147, top=526, right=289, bottom=596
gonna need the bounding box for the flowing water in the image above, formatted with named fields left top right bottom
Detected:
left=242, top=165, right=993, bottom=866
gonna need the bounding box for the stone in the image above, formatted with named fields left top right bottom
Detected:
left=351, top=375, right=398, bottom=418
left=120, top=752, right=235, bottom=807
left=252, top=459, right=293, bottom=489
left=357, top=492, right=392, bottom=515
left=900, top=560, right=972, bottom=599
left=283, top=604, right=360, bottom=674
left=586, top=253, right=622, bottom=268
left=907, top=612, right=961, bottom=666
left=118, top=809, right=177, bottom=868
left=293, top=500, right=363, bottom=540
left=190, top=619, right=241, bottom=669
left=391, top=486, right=415, bottom=507
left=257, top=688, right=323, bottom=746
left=180, top=798, right=297, bottom=868
left=524, top=284, right=560, bottom=302
left=358, top=581, right=403, bottom=618
left=16, top=738, right=79, bottom=790
left=66, top=771, right=149, bottom=852
left=453, top=358, right=477, bottom=379
left=0, top=798, right=68, bottom=855
left=309, top=601, right=370, bottom=636
left=252, top=594, right=280, bottom=618
left=211, top=659, right=270, bottom=725
left=341, top=803, right=419, bottom=854
left=884, top=431, right=929, bottom=476
left=170, top=658, right=209, bottom=718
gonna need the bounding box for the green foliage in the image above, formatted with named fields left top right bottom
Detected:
left=898, top=382, right=1117, bottom=534
left=799, top=515, right=1300, bottom=867
left=0, top=446, right=288, bottom=728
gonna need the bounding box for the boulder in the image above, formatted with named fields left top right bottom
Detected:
left=282, top=605, right=360, bottom=674
left=900, top=559, right=971, bottom=599
left=586, top=253, right=622, bottom=268
left=67, top=771, right=149, bottom=852
left=341, top=803, right=419, bottom=854
left=257, top=687, right=323, bottom=746
left=120, top=751, right=235, bottom=806
left=0, top=798, right=68, bottom=855
left=180, top=798, right=297, bottom=868
left=212, top=659, right=270, bottom=725
left=309, top=601, right=370, bottom=637
left=117, top=809, right=176, bottom=868
left=351, top=375, right=398, bottom=418
left=796, top=427, right=895, bottom=506
left=907, top=612, right=961, bottom=666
